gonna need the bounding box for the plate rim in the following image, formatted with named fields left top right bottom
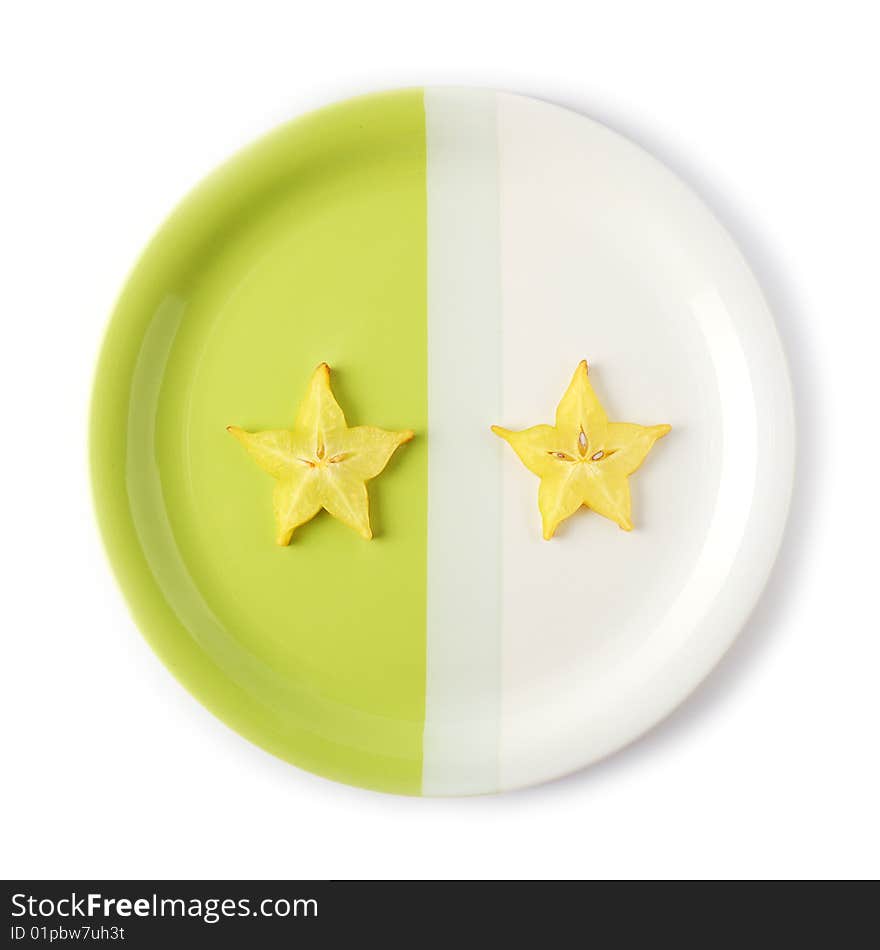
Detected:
left=90, top=86, right=796, bottom=795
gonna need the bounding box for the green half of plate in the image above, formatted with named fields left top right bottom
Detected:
left=91, top=90, right=429, bottom=794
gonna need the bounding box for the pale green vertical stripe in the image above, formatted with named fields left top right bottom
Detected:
left=423, top=88, right=502, bottom=795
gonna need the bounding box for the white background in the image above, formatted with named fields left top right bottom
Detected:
left=2, top=1, right=878, bottom=880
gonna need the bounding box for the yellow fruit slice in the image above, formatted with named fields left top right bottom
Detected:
left=229, top=363, right=413, bottom=544
left=492, top=360, right=670, bottom=538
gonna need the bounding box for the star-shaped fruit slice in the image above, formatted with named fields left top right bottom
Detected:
left=492, top=360, right=670, bottom=539
left=228, top=363, right=413, bottom=545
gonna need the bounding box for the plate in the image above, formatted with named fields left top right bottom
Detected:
left=90, top=89, right=794, bottom=795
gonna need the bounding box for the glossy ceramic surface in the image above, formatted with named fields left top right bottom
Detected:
left=91, top=89, right=794, bottom=795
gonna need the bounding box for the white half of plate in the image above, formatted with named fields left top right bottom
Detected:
left=422, top=89, right=795, bottom=793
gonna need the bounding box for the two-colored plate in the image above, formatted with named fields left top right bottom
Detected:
left=90, top=89, right=794, bottom=795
